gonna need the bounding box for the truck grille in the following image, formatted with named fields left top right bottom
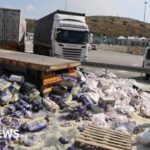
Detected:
left=62, top=48, right=82, bottom=60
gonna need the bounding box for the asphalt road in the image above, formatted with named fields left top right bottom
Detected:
left=88, top=49, right=143, bottom=67
left=83, top=49, right=144, bottom=78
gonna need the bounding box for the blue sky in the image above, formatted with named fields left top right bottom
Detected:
left=0, top=0, right=149, bottom=22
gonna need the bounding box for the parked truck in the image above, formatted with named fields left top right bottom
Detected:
left=0, top=8, right=26, bottom=52
left=34, top=10, right=89, bottom=61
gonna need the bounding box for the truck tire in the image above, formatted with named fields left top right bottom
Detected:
left=33, top=45, right=38, bottom=54
left=34, top=49, right=38, bottom=54
left=49, top=49, right=54, bottom=56
left=20, top=45, right=25, bottom=52
left=17, top=45, right=25, bottom=52
left=146, top=73, right=150, bottom=80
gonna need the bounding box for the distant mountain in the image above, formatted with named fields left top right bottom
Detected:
left=26, top=16, right=150, bottom=37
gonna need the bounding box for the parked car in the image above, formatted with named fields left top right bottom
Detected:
left=91, top=44, right=97, bottom=50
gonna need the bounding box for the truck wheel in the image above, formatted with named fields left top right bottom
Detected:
left=21, top=45, right=25, bottom=52
left=49, top=49, right=53, bottom=56
left=146, top=74, right=150, bottom=80
left=33, top=45, right=38, bottom=54
left=18, top=45, right=25, bottom=52
left=33, top=49, right=36, bottom=54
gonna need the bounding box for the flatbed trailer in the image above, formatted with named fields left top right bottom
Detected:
left=0, top=49, right=80, bottom=95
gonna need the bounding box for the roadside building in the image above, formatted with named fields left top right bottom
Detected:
left=117, top=36, right=126, bottom=45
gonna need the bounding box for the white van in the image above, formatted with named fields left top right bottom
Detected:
left=143, top=47, right=150, bottom=79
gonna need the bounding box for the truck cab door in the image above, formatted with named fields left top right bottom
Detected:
left=51, top=29, right=58, bottom=56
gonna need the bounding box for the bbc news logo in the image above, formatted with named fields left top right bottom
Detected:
left=0, top=129, right=19, bottom=140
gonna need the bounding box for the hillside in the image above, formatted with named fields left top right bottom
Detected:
left=26, top=16, right=150, bottom=37
left=86, top=16, right=150, bottom=37
left=26, top=19, right=36, bottom=33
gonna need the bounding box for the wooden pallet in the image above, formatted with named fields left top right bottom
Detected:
left=75, top=124, right=132, bottom=150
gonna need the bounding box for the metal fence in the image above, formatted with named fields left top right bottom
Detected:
left=82, top=61, right=150, bottom=79
left=93, top=36, right=150, bottom=47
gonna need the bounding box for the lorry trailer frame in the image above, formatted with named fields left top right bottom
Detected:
left=0, top=49, right=80, bottom=95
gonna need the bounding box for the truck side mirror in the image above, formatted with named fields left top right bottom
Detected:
left=55, top=30, right=61, bottom=40
left=54, top=30, right=57, bottom=40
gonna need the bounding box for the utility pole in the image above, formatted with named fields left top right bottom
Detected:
left=144, top=1, right=148, bottom=22
left=65, top=0, right=67, bottom=11
left=117, top=11, right=118, bottom=17
left=141, top=1, right=148, bottom=37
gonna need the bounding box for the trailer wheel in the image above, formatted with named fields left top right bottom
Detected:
left=146, top=73, right=150, bottom=80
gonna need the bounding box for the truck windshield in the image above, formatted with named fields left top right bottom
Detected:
left=56, top=29, right=88, bottom=44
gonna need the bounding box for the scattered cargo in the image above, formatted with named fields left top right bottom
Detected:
left=0, top=61, right=149, bottom=149
left=0, top=74, right=47, bottom=149
left=0, top=8, right=26, bottom=52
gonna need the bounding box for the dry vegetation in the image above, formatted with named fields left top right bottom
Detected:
left=26, top=19, right=36, bottom=33
left=86, top=16, right=150, bottom=37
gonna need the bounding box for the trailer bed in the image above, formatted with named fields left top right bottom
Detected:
left=0, top=49, right=80, bottom=71
left=0, top=49, right=80, bottom=95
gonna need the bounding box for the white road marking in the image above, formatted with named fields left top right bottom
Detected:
left=118, top=70, right=127, bottom=73
left=133, top=64, right=139, bottom=66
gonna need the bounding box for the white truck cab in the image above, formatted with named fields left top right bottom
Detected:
left=52, top=14, right=89, bottom=61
